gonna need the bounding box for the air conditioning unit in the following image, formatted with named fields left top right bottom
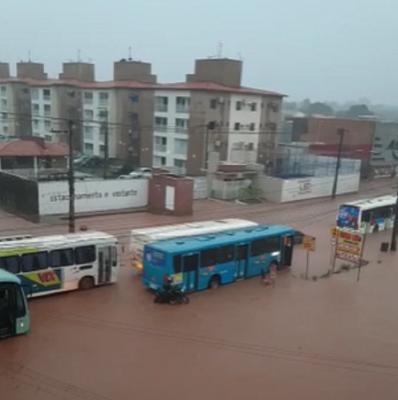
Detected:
left=218, top=97, right=225, bottom=105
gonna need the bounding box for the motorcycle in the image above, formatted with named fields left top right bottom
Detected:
left=154, top=287, right=190, bottom=305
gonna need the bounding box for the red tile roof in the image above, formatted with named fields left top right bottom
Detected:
left=0, top=139, right=68, bottom=157
left=0, top=78, right=284, bottom=97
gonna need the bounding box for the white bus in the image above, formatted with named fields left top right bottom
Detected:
left=337, top=195, right=397, bottom=233
left=130, top=218, right=258, bottom=272
left=0, top=232, right=119, bottom=298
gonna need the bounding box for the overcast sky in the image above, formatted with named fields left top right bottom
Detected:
left=1, top=0, right=397, bottom=104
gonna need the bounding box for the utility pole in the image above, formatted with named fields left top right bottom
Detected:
left=331, top=128, right=346, bottom=199
left=391, top=186, right=398, bottom=251
left=67, top=120, right=75, bottom=233
left=103, top=122, right=109, bottom=179
left=52, top=120, right=75, bottom=233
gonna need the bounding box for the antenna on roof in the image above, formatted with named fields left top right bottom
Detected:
left=128, top=45, right=133, bottom=61
left=217, top=42, right=223, bottom=58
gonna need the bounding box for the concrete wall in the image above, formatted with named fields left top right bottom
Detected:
left=16, top=62, right=47, bottom=80
left=193, top=59, right=242, bottom=87
left=0, top=171, right=39, bottom=221
left=60, top=63, right=95, bottom=82
left=371, top=122, right=398, bottom=166
left=38, top=178, right=148, bottom=215
left=256, top=173, right=360, bottom=203
left=148, top=174, right=193, bottom=215
left=113, top=60, right=156, bottom=83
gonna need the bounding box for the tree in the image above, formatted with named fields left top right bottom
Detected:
left=307, top=102, right=334, bottom=116
left=344, top=104, right=374, bottom=118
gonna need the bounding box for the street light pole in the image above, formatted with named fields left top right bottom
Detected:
left=390, top=186, right=398, bottom=251
left=331, top=128, right=346, bottom=199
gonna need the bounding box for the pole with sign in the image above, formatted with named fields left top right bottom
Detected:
left=302, top=235, right=316, bottom=279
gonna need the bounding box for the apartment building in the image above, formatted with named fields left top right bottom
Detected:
left=0, top=58, right=283, bottom=174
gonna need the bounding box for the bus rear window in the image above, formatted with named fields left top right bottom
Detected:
left=337, top=205, right=359, bottom=229
left=0, top=256, right=20, bottom=274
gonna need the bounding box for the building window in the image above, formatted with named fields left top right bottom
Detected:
left=153, top=156, right=166, bottom=166
left=98, top=110, right=108, bottom=120
left=0, top=86, right=7, bottom=96
left=3, top=126, right=8, bottom=134
left=174, top=138, right=187, bottom=155
left=99, top=92, right=109, bottom=104
left=44, top=120, right=51, bottom=131
left=45, top=135, right=52, bottom=142
left=1, top=112, right=7, bottom=121
left=155, top=136, right=167, bottom=152
left=43, top=89, right=51, bottom=101
left=84, top=142, right=94, bottom=155
left=236, top=101, right=242, bottom=111
left=155, top=96, right=168, bottom=112
left=32, top=119, right=40, bottom=130
left=176, top=97, right=190, bottom=113
left=154, top=116, right=168, bottom=132
left=84, top=109, right=94, bottom=121
left=84, top=92, right=93, bottom=104
left=84, top=126, right=94, bottom=140
left=174, top=159, right=185, bottom=168
left=1, top=99, right=7, bottom=109
left=32, top=104, right=40, bottom=115
left=249, top=123, right=256, bottom=131
left=175, top=118, right=188, bottom=133
left=99, top=145, right=106, bottom=157
left=210, top=99, right=217, bottom=109
left=250, top=102, right=257, bottom=111
left=44, top=104, right=51, bottom=116
left=30, top=88, right=38, bottom=100
left=234, top=122, right=240, bottom=131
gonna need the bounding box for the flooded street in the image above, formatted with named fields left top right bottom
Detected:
left=1, top=180, right=398, bottom=399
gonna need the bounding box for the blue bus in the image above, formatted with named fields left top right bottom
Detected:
left=142, top=224, right=297, bottom=292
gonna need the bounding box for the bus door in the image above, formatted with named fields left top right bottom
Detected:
left=0, top=283, right=14, bottom=338
left=98, top=246, right=112, bottom=284
left=235, top=244, right=249, bottom=279
left=181, top=253, right=199, bottom=292
left=281, top=236, right=294, bottom=268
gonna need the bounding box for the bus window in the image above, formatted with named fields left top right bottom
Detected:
left=362, top=210, right=371, bottom=223
left=217, top=246, right=235, bottom=264
left=0, top=256, right=20, bottom=274
left=173, top=255, right=182, bottom=273
left=50, top=248, right=74, bottom=267
left=251, top=237, right=280, bottom=256
left=75, top=246, right=96, bottom=264
left=21, top=252, right=48, bottom=272
left=183, top=254, right=198, bottom=272
left=201, top=248, right=217, bottom=267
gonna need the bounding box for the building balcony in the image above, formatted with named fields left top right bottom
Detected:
left=176, top=105, right=189, bottom=114
left=154, top=144, right=167, bottom=153
left=175, top=127, right=188, bottom=134
left=154, top=125, right=168, bottom=133
left=155, top=104, right=168, bottom=112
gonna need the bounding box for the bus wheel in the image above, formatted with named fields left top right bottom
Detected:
left=79, top=276, right=95, bottom=290
left=209, top=276, right=220, bottom=289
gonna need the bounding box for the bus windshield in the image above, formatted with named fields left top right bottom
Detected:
left=337, top=205, right=360, bottom=230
